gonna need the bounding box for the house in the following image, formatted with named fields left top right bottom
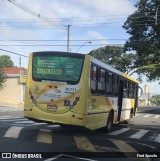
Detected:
left=0, top=67, right=27, bottom=106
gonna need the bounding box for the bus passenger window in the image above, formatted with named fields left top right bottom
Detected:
left=128, top=81, right=131, bottom=98
left=106, top=72, right=113, bottom=95
left=113, top=75, right=119, bottom=96
left=130, top=83, right=135, bottom=98
left=91, top=64, right=97, bottom=94
left=97, top=68, right=105, bottom=95
left=123, top=80, right=128, bottom=98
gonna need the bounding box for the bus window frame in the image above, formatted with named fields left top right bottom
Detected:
left=90, top=63, right=98, bottom=94
left=32, top=52, right=85, bottom=85
left=97, top=66, right=106, bottom=95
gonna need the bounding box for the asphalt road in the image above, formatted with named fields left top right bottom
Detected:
left=0, top=105, right=160, bottom=161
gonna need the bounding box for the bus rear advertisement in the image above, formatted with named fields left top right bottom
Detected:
left=24, top=51, right=138, bottom=131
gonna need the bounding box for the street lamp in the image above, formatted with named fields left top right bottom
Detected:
left=75, top=41, right=92, bottom=53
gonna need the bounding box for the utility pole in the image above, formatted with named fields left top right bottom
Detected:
left=19, top=57, right=21, bottom=68
left=66, top=24, right=71, bottom=52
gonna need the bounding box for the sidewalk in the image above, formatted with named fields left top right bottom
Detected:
left=0, top=104, right=24, bottom=108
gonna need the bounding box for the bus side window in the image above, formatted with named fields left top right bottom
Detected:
left=113, top=75, right=119, bottom=96
left=91, top=64, right=97, bottom=94
left=128, top=81, right=131, bottom=98
left=131, top=83, right=136, bottom=98
left=106, top=72, right=113, bottom=96
left=123, top=80, right=128, bottom=98
left=97, top=68, right=106, bottom=95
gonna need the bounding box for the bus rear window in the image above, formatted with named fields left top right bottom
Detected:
left=32, top=55, right=84, bottom=84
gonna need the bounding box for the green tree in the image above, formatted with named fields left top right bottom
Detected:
left=0, top=55, right=14, bottom=89
left=89, top=45, right=137, bottom=75
left=0, top=55, right=14, bottom=68
left=150, top=95, right=160, bottom=105
left=123, top=0, right=160, bottom=81
left=0, top=68, right=6, bottom=89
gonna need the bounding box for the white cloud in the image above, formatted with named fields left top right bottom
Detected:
left=77, top=0, right=135, bottom=16
left=0, top=0, right=136, bottom=67
left=0, top=0, right=135, bottom=24
left=87, top=30, right=109, bottom=44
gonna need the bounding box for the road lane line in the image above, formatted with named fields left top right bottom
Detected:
left=110, top=139, right=137, bottom=152
left=111, top=139, right=151, bottom=161
left=14, top=121, right=35, bottom=124
left=74, top=136, right=97, bottom=152
left=2, top=117, right=23, bottom=119
left=154, top=134, right=160, bottom=143
left=37, top=129, right=52, bottom=144
left=143, top=114, right=151, bottom=118
left=129, top=129, right=149, bottom=139
left=0, top=116, right=12, bottom=119
left=154, top=115, right=160, bottom=119
left=4, top=126, right=23, bottom=138
left=47, top=125, right=60, bottom=128
left=44, top=154, right=97, bottom=161
left=108, top=128, right=130, bottom=136
left=0, top=119, right=28, bottom=122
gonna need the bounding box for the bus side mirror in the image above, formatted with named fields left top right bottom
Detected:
left=138, top=86, right=143, bottom=98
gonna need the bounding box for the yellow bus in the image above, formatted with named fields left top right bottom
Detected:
left=24, top=51, right=138, bottom=131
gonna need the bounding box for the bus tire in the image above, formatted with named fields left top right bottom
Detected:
left=106, top=112, right=113, bottom=132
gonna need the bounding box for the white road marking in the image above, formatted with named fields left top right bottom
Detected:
left=0, top=117, right=23, bottom=119
left=14, top=121, right=35, bottom=124
left=0, top=108, right=23, bottom=112
left=135, top=114, right=140, bottom=117
left=37, top=129, right=52, bottom=144
left=110, top=139, right=149, bottom=161
left=0, top=116, right=12, bottom=119
left=4, top=126, right=23, bottom=138
left=130, top=129, right=149, bottom=139
left=0, top=118, right=29, bottom=122
left=108, top=128, right=130, bottom=136
left=110, top=139, right=137, bottom=152
left=143, top=114, right=151, bottom=118
left=74, top=136, right=97, bottom=152
left=44, top=154, right=97, bottom=161
left=47, top=125, right=60, bottom=128
left=154, top=115, right=160, bottom=119
left=154, top=134, right=160, bottom=143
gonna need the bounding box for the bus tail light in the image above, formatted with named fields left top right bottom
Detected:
left=73, top=101, right=77, bottom=106
left=29, top=91, right=35, bottom=103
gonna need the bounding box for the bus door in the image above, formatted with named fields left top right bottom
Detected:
left=117, top=79, right=124, bottom=121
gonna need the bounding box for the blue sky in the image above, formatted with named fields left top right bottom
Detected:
left=0, top=0, right=159, bottom=94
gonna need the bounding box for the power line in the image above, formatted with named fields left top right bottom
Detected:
left=7, top=0, right=65, bottom=28
left=0, top=49, right=28, bottom=58
left=0, top=25, right=40, bottom=54
left=1, top=19, right=159, bottom=30
left=0, top=44, right=124, bottom=47
left=7, top=0, right=72, bottom=51
left=0, top=39, right=127, bottom=41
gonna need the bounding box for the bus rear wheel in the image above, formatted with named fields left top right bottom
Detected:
left=106, top=112, right=113, bottom=132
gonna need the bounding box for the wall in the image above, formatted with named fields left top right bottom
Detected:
left=0, top=77, right=23, bottom=105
